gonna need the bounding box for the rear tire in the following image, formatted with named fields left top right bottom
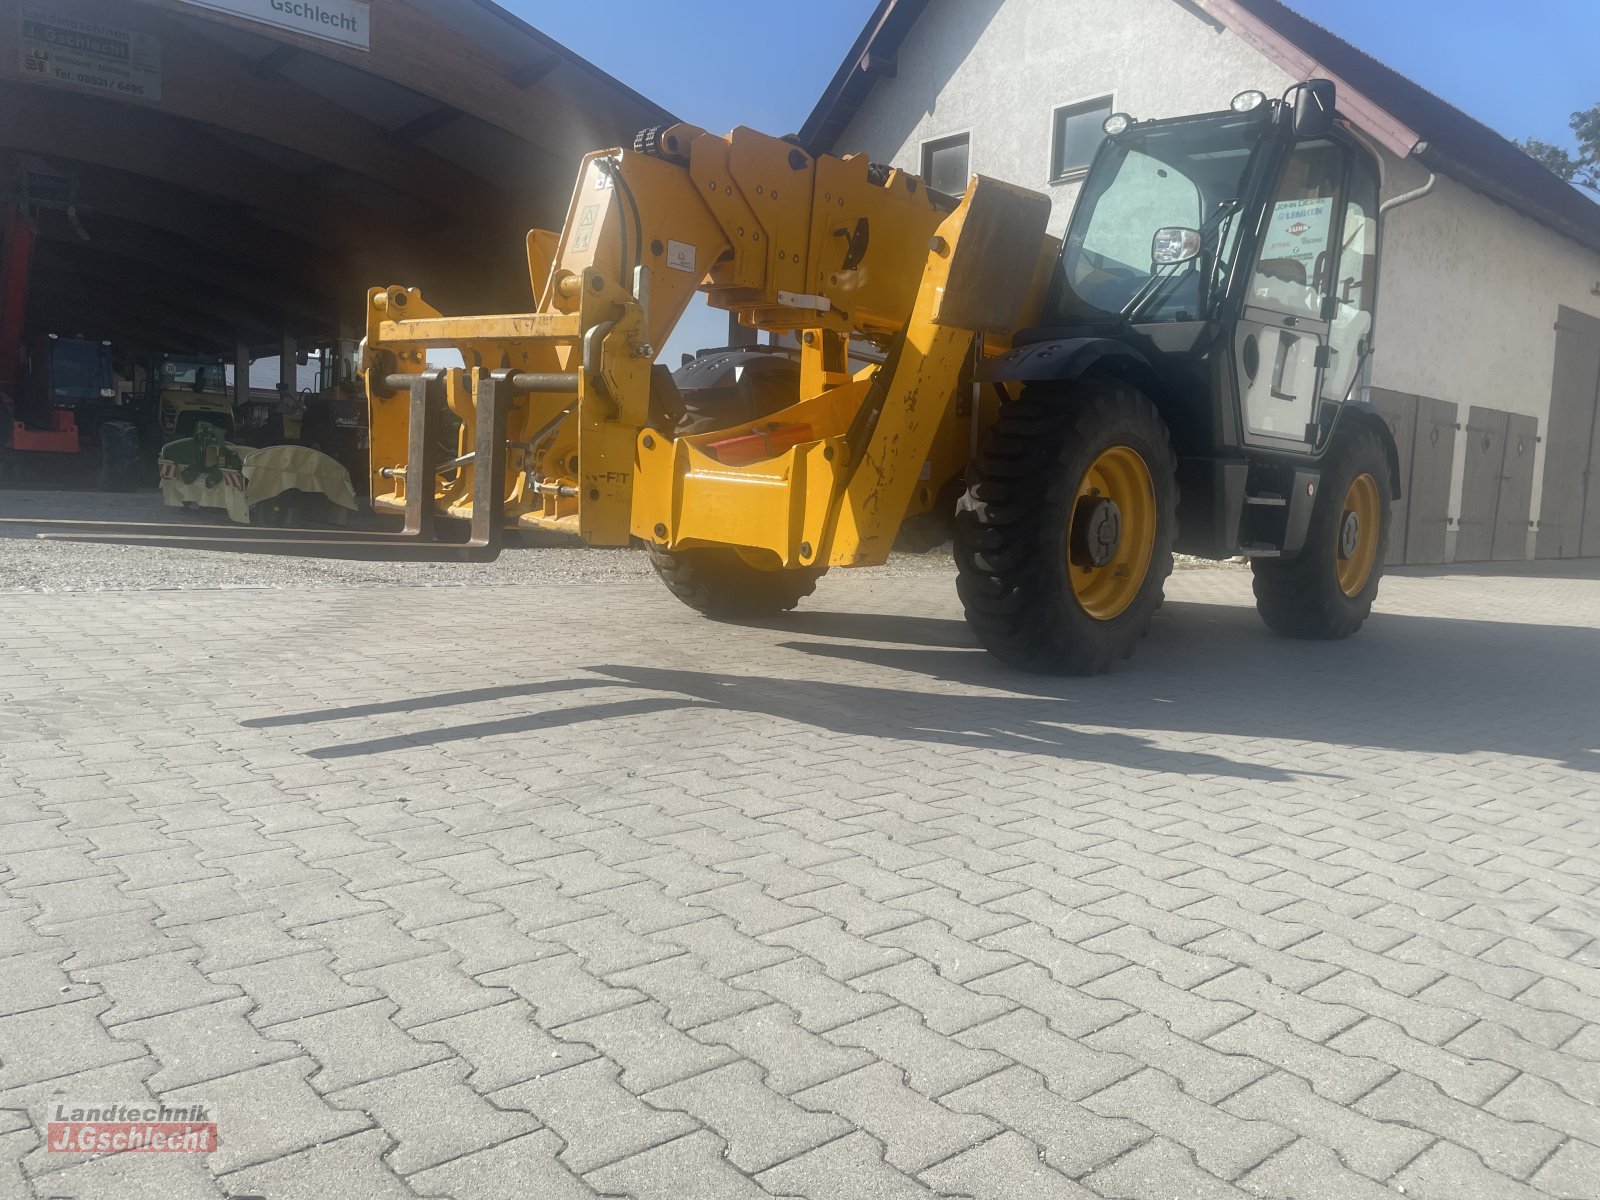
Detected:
left=954, top=377, right=1178, bottom=674
left=648, top=545, right=823, bottom=618
left=1253, top=422, right=1392, bottom=639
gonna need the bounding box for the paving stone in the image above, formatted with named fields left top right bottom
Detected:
left=585, top=1129, right=779, bottom=1199
left=653, top=915, right=795, bottom=978
left=1415, top=974, right=1586, bottom=1049
left=26, top=1147, right=226, bottom=1200
left=71, top=949, right=238, bottom=1025
left=216, top=1129, right=419, bottom=1200
left=1529, top=1136, right=1600, bottom=1198
left=541, top=912, right=685, bottom=975
left=760, top=914, right=915, bottom=979
left=969, top=962, right=1133, bottom=1037
left=473, top=878, right=607, bottom=931
left=330, top=1058, right=539, bottom=1174
left=794, top=1060, right=998, bottom=1173
left=824, top=1004, right=1007, bottom=1097
left=734, top=955, right=894, bottom=1032
left=1083, top=1134, right=1253, bottom=1199
left=1303, top=970, right=1474, bottom=1044
left=166, top=1056, right=370, bottom=1173
left=1085, top=1012, right=1271, bottom=1103
left=1224, top=1070, right=1432, bottom=1180
left=1354, top=1069, right=1563, bottom=1179
left=220, top=950, right=380, bottom=1027
left=1087, top=965, right=1251, bottom=1041
left=1081, top=923, right=1233, bottom=988
left=848, top=958, right=1012, bottom=1035
left=1237, top=1138, right=1411, bottom=1200
left=413, top=911, right=559, bottom=975
left=645, top=1060, right=850, bottom=1173
left=1329, top=1018, right=1517, bottom=1105
left=0, top=998, right=147, bottom=1088
left=1392, top=1139, right=1551, bottom=1200
left=870, top=919, right=1021, bottom=984
left=1487, top=1071, right=1600, bottom=1146
left=958, top=1009, right=1139, bottom=1100
left=981, top=922, right=1129, bottom=986
left=1084, top=1068, right=1292, bottom=1180
left=264, top=999, right=452, bottom=1092
left=490, top=1058, right=698, bottom=1175
left=689, top=1002, right=873, bottom=1095
left=920, top=1129, right=1096, bottom=1198
left=481, top=953, right=645, bottom=1027
left=555, top=1000, right=738, bottom=1092
left=756, top=1129, right=934, bottom=1200
left=141, top=877, right=261, bottom=927
left=406, top=1129, right=600, bottom=1200
left=1449, top=1019, right=1600, bottom=1106
left=943, top=1065, right=1148, bottom=1177
left=185, top=911, right=308, bottom=972
left=347, top=951, right=506, bottom=1029
left=0, top=948, right=100, bottom=1016
left=1195, top=967, right=1362, bottom=1042
left=1205, top=1013, right=1395, bottom=1104
left=116, top=995, right=301, bottom=1092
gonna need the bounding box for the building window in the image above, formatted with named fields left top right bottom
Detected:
left=920, top=132, right=970, bottom=196
left=1051, top=96, right=1113, bottom=181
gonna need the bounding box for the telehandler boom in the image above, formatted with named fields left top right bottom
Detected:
left=361, top=80, right=1400, bottom=673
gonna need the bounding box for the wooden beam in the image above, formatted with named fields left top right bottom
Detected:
left=33, top=224, right=332, bottom=331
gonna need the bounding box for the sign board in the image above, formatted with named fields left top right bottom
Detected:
left=1261, top=198, right=1333, bottom=275
left=18, top=6, right=162, bottom=101
left=176, top=0, right=370, bottom=51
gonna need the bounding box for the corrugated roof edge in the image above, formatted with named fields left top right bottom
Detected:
left=800, top=0, right=1600, bottom=256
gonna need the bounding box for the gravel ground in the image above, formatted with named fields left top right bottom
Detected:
left=0, top=486, right=1240, bottom=593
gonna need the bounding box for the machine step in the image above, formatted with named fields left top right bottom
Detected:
left=1237, top=542, right=1282, bottom=557
left=1244, top=493, right=1288, bottom=507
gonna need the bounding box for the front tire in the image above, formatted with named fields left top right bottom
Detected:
left=1252, top=422, right=1392, bottom=639
left=955, top=377, right=1178, bottom=674
left=648, top=545, right=823, bottom=618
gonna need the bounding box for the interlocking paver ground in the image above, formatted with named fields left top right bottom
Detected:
left=2, top=552, right=1599, bottom=1199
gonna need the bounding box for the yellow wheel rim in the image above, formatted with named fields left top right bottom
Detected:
left=1336, top=472, right=1381, bottom=597
left=1067, top=444, right=1156, bottom=621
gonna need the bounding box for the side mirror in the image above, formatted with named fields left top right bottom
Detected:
left=1152, top=227, right=1201, bottom=266
left=1293, top=79, right=1337, bottom=137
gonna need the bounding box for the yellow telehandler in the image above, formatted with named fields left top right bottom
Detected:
left=31, top=82, right=1401, bottom=674
left=358, top=80, right=1400, bottom=673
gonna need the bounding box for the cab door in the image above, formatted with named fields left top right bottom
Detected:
left=1235, top=137, right=1347, bottom=451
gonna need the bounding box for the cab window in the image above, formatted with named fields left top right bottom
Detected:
left=1250, top=139, right=1343, bottom=315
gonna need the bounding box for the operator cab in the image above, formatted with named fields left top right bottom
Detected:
left=1029, top=81, right=1382, bottom=463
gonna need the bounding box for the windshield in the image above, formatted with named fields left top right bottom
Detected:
left=163, top=357, right=228, bottom=391
left=48, top=339, right=113, bottom=401
left=1058, top=112, right=1267, bottom=323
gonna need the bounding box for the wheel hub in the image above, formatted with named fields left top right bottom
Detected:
left=1339, top=509, right=1361, bottom=559
left=1071, top=495, right=1123, bottom=568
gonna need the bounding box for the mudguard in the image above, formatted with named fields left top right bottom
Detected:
left=976, top=337, right=1158, bottom=387
left=1332, top=402, right=1404, bottom=500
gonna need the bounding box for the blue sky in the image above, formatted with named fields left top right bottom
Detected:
left=511, top=0, right=1596, bottom=357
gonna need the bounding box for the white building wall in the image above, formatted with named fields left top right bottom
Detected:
left=835, top=0, right=1600, bottom=555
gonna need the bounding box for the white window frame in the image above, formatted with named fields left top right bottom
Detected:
left=919, top=128, right=973, bottom=196
left=1049, top=92, right=1116, bottom=184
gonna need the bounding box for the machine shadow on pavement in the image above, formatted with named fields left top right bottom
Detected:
left=276, top=596, right=1598, bottom=778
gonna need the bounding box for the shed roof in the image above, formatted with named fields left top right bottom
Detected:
left=2, top=0, right=674, bottom=356
left=800, top=0, right=1600, bottom=255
